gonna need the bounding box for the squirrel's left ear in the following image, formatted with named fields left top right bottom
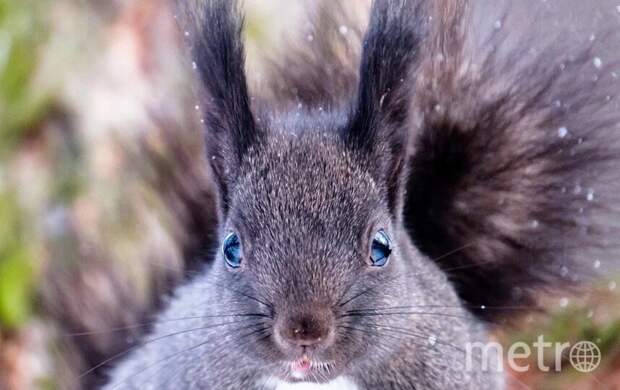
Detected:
left=179, top=0, right=260, bottom=216
left=342, top=0, right=427, bottom=218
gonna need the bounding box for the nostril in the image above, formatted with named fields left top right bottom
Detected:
left=279, top=313, right=331, bottom=347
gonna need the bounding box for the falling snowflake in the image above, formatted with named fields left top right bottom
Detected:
left=558, top=126, right=568, bottom=138
left=593, top=57, right=603, bottom=69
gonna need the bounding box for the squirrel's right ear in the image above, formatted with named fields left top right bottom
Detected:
left=178, top=0, right=259, bottom=214
left=343, top=0, right=428, bottom=218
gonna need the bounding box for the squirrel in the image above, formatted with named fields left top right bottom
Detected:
left=102, top=0, right=620, bottom=389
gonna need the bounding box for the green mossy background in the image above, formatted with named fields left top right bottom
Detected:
left=0, top=0, right=47, bottom=329
left=0, top=0, right=49, bottom=155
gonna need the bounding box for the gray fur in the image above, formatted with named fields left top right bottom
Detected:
left=104, top=130, right=502, bottom=389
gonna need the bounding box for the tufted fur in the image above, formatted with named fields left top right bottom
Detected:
left=404, top=1, right=620, bottom=318
left=101, top=0, right=620, bottom=388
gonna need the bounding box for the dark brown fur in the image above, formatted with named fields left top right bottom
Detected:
left=405, top=1, right=620, bottom=317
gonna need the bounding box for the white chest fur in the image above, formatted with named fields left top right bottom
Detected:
left=263, top=376, right=359, bottom=390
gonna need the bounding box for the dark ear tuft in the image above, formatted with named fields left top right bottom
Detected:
left=176, top=0, right=259, bottom=213
left=405, top=3, right=620, bottom=319
left=343, top=0, right=428, bottom=217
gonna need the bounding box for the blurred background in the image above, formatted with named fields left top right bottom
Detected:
left=0, top=0, right=619, bottom=389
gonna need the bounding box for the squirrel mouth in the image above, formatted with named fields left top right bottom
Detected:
left=287, top=356, right=335, bottom=380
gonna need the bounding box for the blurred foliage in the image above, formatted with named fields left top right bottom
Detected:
left=0, top=191, right=35, bottom=328
left=0, top=0, right=49, bottom=329
left=0, top=0, right=50, bottom=156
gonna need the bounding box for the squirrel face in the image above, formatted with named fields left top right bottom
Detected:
left=213, top=128, right=416, bottom=382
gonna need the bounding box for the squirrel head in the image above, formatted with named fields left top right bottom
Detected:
left=213, top=121, right=411, bottom=380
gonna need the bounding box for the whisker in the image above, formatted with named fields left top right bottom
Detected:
left=154, top=314, right=266, bottom=388
left=64, top=313, right=272, bottom=337
left=337, top=325, right=427, bottom=350
left=346, top=304, right=535, bottom=311
left=234, top=326, right=272, bottom=350
left=339, top=257, right=511, bottom=311
left=108, top=320, right=270, bottom=389
left=254, top=332, right=273, bottom=344
left=344, top=304, right=468, bottom=312
left=212, top=281, right=273, bottom=309
left=339, top=310, right=473, bottom=321
left=238, top=325, right=271, bottom=342
left=339, top=325, right=426, bottom=360
left=341, top=304, right=536, bottom=327
left=365, top=323, right=466, bottom=353
left=79, top=318, right=257, bottom=379
left=430, top=242, right=475, bottom=263
left=410, top=259, right=498, bottom=281
left=109, top=338, right=214, bottom=390
left=337, top=274, right=402, bottom=308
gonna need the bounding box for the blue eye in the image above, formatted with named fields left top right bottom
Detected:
left=370, top=230, right=392, bottom=267
left=222, top=233, right=242, bottom=268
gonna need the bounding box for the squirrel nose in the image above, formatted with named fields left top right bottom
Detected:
left=277, top=309, right=333, bottom=348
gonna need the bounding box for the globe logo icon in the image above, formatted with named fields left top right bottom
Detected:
left=569, top=341, right=601, bottom=373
